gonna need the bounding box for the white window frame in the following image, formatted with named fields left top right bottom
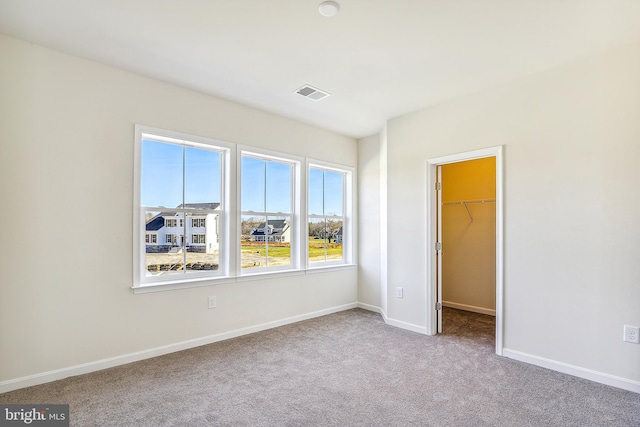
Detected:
left=133, top=125, right=233, bottom=290
left=306, top=160, right=354, bottom=269
left=133, top=125, right=355, bottom=293
left=238, top=147, right=302, bottom=276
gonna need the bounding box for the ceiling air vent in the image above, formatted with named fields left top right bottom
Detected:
left=295, top=85, right=330, bottom=101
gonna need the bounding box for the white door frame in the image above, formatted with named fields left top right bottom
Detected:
left=426, top=146, right=504, bottom=355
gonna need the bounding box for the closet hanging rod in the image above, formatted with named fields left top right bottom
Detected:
left=442, top=198, right=496, bottom=206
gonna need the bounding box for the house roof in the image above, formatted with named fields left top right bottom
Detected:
left=250, top=220, right=289, bottom=237
left=145, top=203, right=221, bottom=229
left=176, top=203, right=220, bottom=210
left=145, top=215, right=165, bottom=232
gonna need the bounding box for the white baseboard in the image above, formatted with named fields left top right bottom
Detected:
left=443, top=301, right=496, bottom=316
left=359, top=303, right=427, bottom=335
left=503, top=348, right=640, bottom=394
left=382, top=315, right=427, bottom=335
left=356, top=302, right=381, bottom=314
left=0, top=302, right=358, bottom=394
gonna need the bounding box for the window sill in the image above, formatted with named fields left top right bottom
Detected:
left=132, top=276, right=236, bottom=294
left=132, top=264, right=357, bottom=294
left=236, top=268, right=306, bottom=283
left=237, top=264, right=357, bottom=282
left=305, top=264, right=357, bottom=274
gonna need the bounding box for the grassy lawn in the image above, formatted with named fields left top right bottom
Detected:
left=308, top=243, right=343, bottom=260
left=241, top=240, right=343, bottom=267
left=241, top=243, right=290, bottom=268
left=241, top=244, right=290, bottom=257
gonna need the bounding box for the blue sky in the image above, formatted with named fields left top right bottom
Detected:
left=142, top=139, right=343, bottom=215
left=241, top=156, right=292, bottom=213
left=142, top=140, right=221, bottom=208
left=309, top=167, right=343, bottom=216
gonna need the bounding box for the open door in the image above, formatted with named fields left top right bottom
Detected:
left=436, top=165, right=443, bottom=333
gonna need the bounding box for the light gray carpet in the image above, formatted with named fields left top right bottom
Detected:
left=1, top=308, right=639, bottom=426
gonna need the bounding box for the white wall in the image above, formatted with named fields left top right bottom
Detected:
left=380, top=41, right=640, bottom=387
left=0, top=35, right=357, bottom=389
left=357, top=134, right=381, bottom=308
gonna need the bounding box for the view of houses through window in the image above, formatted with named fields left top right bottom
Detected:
left=308, top=167, right=345, bottom=263
left=141, top=137, right=223, bottom=278
left=136, top=126, right=352, bottom=287
left=241, top=154, right=294, bottom=269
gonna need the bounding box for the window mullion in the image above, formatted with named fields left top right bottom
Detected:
left=263, top=161, right=269, bottom=266
left=179, top=146, right=185, bottom=273
left=323, top=171, right=327, bottom=261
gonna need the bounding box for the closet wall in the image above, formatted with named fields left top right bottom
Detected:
left=441, top=157, right=496, bottom=315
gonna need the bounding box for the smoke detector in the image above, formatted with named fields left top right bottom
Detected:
left=319, top=1, right=340, bottom=17
left=295, top=85, right=331, bottom=101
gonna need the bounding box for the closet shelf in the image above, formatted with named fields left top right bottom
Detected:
left=442, top=198, right=495, bottom=223
left=442, top=198, right=496, bottom=206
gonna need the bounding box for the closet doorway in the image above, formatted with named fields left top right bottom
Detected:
left=426, top=147, right=504, bottom=355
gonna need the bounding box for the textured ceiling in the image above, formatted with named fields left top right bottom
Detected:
left=1, top=0, right=640, bottom=138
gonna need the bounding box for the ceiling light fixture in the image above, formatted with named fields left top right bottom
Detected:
left=318, top=1, right=340, bottom=17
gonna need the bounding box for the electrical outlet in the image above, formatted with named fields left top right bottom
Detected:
left=208, top=296, right=217, bottom=309
left=396, top=287, right=403, bottom=298
left=623, top=325, right=639, bottom=344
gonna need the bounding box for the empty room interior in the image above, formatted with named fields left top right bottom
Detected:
left=1, top=1, right=639, bottom=425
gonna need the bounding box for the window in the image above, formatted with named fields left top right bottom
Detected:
left=135, top=125, right=354, bottom=290
left=135, top=126, right=229, bottom=286
left=240, top=152, right=297, bottom=272
left=308, top=164, right=352, bottom=266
